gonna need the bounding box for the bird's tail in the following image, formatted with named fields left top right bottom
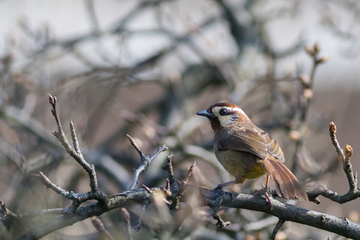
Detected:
left=262, top=157, right=308, bottom=201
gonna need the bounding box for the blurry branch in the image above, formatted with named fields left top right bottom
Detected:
left=0, top=104, right=62, bottom=150
left=131, top=203, right=147, bottom=237
left=121, top=208, right=133, bottom=240
left=91, top=216, right=115, bottom=240
left=291, top=42, right=329, bottom=173
left=85, top=0, right=100, bottom=35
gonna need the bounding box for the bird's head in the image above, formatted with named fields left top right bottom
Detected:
left=196, top=102, right=250, bottom=133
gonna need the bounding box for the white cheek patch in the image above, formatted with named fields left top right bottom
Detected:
left=219, top=115, right=238, bottom=126
left=212, top=106, right=247, bottom=127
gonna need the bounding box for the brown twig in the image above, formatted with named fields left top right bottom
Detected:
left=127, top=134, right=167, bottom=190
left=91, top=216, right=115, bottom=240
left=184, top=161, right=196, bottom=184
left=308, top=122, right=360, bottom=203
left=31, top=172, right=77, bottom=200
left=121, top=208, right=133, bottom=240
left=162, top=153, right=183, bottom=211
left=48, top=94, right=99, bottom=192
left=292, top=42, right=328, bottom=173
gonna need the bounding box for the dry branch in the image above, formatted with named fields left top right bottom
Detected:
left=308, top=122, right=360, bottom=204
left=14, top=184, right=360, bottom=240
left=2, top=97, right=360, bottom=240
left=127, top=134, right=168, bottom=190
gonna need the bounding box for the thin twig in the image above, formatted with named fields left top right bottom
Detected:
left=132, top=203, right=148, bottom=237
left=127, top=134, right=167, bottom=190
left=31, top=172, right=79, bottom=200
left=308, top=122, right=360, bottom=203
left=121, top=208, right=133, bottom=240
left=48, top=94, right=99, bottom=192
left=184, top=161, right=196, bottom=184
left=91, top=216, right=115, bottom=240
left=70, top=121, right=80, bottom=154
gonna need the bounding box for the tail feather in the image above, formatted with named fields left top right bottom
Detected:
left=262, top=157, right=308, bottom=201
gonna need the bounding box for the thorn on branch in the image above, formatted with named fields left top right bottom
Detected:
left=184, top=161, right=196, bottom=184
left=143, top=185, right=153, bottom=194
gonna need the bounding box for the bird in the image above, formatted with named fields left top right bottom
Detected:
left=196, top=102, right=308, bottom=201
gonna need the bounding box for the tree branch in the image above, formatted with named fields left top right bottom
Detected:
left=127, top=134, right=167, bottom=190
left=15, top=185, right=360, bottom=240
left=48, top=94, right=99, bottom=192
left=308, top=122, right=360, bottom=203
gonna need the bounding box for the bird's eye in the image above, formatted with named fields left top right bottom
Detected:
left=219, top=108, right=228, bottom=115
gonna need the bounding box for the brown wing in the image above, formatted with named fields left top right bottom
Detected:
left=218, top=124, right=285, bottom=162
left=260, top=127, right=285, bottom=163
left=217, top=124, right=268, bottom=159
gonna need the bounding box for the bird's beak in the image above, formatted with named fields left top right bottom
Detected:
left=196, top=110, right=216, bottom=118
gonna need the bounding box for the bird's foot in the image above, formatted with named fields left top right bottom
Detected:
left=254, top=183, right=273, bottom=210
left=213, top=185, right=225, bottom=195
left=254, top=183, right=266, bottom=195
left=264, top=192, right=273, bottom=211
left=212, top=181, right=236, bottom=195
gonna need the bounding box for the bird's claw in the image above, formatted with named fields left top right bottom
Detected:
left=213, top=185, right=225, bottom=195
left=254, top=184, right=273, bottom=210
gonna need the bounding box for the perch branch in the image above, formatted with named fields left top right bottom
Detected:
left=15, top=186, right=360, bottom=240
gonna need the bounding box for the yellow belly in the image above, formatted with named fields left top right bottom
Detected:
left=244, top=163, right=267, bottom=179
left=214, top=149, right=267, bottom=182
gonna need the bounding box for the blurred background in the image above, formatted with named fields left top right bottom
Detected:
left=0, top=0, right=360, bottom=239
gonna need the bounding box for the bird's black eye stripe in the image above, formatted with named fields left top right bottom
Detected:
left=219, top=108, right=230, bottom=115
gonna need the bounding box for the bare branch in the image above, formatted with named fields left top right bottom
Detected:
left=10, top=182, right=360, bottom=240
left=48, top=94, right=98, bottom=192
left=309, top=122, right=360, bottom=203
left=31, top=172, right=77, bottom=200
left=269, top=219, right=285, bottom=240
left=127, top=134, right=167, bottom=190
